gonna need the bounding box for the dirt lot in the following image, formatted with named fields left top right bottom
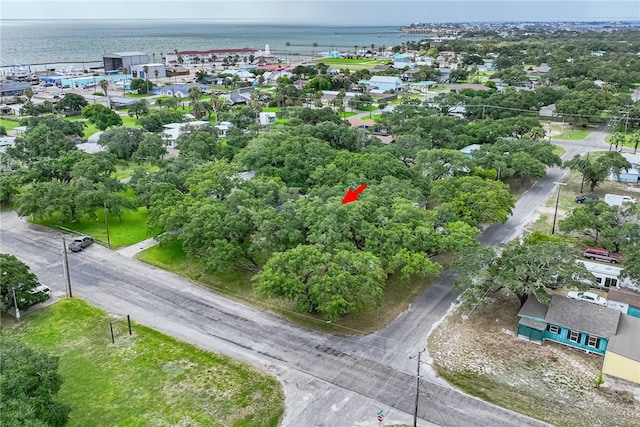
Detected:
left=427, top=296, right=640, bottom=427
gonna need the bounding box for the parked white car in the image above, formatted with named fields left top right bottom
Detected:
left=566, top=291, right=607, bottom=306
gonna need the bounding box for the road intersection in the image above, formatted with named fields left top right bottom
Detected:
left=0, top=129, right=611, bottom=426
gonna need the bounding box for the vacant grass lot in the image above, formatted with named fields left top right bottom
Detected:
left=4, top=299, right=284, bottom=427
left=0, top=118, right=21, bottom=130
left=138, top=241, right=446, bottom=334
left=34, top=205, right=157, bottom=248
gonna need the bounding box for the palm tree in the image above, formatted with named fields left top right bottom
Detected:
left=525, top=126, right=546, bottom=143
left=248, top=90, right=263, bottom=122
left=609, top=132, right=625, bottom=152
left=209, top=96, right=225, bottom=124
left=142, top=65, right=149, bottom=94
left=630, top=130, right=640, bottom=155
left=188, top=86, right=201, bottom=111
left=99, top=79, right=110, bottom=108
left=191, top=101, right=208, bottom=120
left=23, top=87, right=33, bottom=102
left=154, top=69, right=159, bottom=83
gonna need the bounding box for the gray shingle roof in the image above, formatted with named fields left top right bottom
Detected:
left=518, top=296, right=549, bottom=321
left=606, top=313, right=640, bottom=361
left=545, top=296, right=620, bottom=338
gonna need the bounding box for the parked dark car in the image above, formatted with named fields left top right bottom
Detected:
left=68, top=235, right=94, bottom=252
left=575, top=193, right=599, bottom=203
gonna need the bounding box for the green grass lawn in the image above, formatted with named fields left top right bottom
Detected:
left=553, top=128, right=590, bottom=140
left=82, top=122, right=100, bottom=139
left=33, top=205, right=157, bottom=249
left=262, top=107, right=280, bottom=112
left=0, top=118, right=21, bottom=130
left=113, top=162, right=158, bottom=180
left=5, top=299, right=284, bottom=427
left=120, top=115, right=140, bottom=128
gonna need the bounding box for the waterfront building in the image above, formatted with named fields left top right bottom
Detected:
left=103, top=52, right=150, bottom=73
left=130, top=63, right=167, bottom=79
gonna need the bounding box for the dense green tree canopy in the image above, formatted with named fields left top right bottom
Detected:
left=55, top=93, right=88, bottom=114
left=0, top=337, right=71, bottom=427
left=98, top=127, right=145, bottom=160
left=563, top=152, right=631, bottom=192
left=253, top=245, right=386, bottom=320
left=7, top=125, right=77, bottom=163
left=82, top=104, right=122, bottom=130
left=0, top=254, right=43, bottom=311
left=453, top=239, right=591, bottom=307
left=431, top=176, right=515, bottom=226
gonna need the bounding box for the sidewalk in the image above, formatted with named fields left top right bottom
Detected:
left=116, top=237, right=158, bottom=258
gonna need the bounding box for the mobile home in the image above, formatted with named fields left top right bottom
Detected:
left=577, top=260, right=639, bottom=291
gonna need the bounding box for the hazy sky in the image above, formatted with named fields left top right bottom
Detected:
left=1, top=0, right=638, bottom=25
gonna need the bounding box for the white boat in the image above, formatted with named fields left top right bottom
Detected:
left=11, top=65, right=31, bottom=79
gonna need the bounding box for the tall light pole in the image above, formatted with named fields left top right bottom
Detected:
left=552, top=182, right=568, bottom=235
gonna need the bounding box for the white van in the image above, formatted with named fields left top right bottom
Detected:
left=604, top=194, right=637, bottom=206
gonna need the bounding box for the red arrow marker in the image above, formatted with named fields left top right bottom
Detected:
left=341, top=183, right=367, bottom=204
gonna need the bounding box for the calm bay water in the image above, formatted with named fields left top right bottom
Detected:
left=0, top=20, right=424, bottom=69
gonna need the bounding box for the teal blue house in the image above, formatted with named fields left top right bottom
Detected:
left=518, top=296, right=621, bottom=355
left=608, top=288, right=640, bottom=319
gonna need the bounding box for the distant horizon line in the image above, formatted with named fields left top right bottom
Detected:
left=2, top=18, right=640, bottom=24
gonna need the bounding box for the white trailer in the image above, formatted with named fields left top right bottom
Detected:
left=604, top=193, right=637, bottom=206
left=576, top=259, right=639, bottom=291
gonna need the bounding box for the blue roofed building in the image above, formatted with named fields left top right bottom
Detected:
left=360, top=76, right=404, bottom=92
left=393, top=54, right=415, bottom=69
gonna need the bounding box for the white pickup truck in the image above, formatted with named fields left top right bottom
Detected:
left=604, top=194, right=637, bottom=206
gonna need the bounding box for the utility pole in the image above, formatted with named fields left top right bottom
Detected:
left=12, top=287, right=20, bottom=321
left=62, top=236, right=72, bottom=298
left=551, top=182, right=568, bottom=235
left=410, top=348, right=426, bottom=427
left=580, top=152, right=589, bottom=193
left=104, top=202, right=111, bottom=248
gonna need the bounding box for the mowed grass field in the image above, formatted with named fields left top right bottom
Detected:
left=34, top=204, right=157, bottom=248
left=4, top=299, right=284, bottom=427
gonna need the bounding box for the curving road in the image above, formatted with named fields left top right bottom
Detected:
left=0, top=128, right=610, bottom=427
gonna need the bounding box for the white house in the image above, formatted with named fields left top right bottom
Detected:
left=393, top=54, right=415, bottom=69
left=259, top=112, right=277, bottom=126
left=262, top=70, right=293, bottom=85
left=577, top=260, right=639, bottom=291
left=366, top=76, right=404, bottom=92
left=609, top=152, right=639, bottom=184
left=215, top=121, right=235, bottom=137
left=131, top=63, right=166, bottom=79
left=162, top=121, right=211, bottom=147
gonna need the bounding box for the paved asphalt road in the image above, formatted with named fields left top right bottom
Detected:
left=0, top=128, right=611, bottom=427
